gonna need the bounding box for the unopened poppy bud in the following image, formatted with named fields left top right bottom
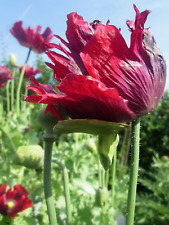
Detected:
left=95, top=188, right=109, bottom=207
left=9, top=54, right=18, bottom=67
left=14, top=145, right=44, bottom=169
left=161, top=155, right=169, bottom=162
left=85, top=138, right=97, bottom=155
left=72, top=133, right=79, bottom=141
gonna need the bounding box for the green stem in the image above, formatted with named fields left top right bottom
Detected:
left=101, top=167, right=105, bottom=189
left=126, top=118, right=140, bottom=225
left=111, top=149, right=116, bottom=205
left=23, top=87, right=28, bottom=110
left=63, top=167, right=72, bottom=224
left=105, top=169, right=109, bottom=188
left=11, top=68, right=16, bottom=112
left=16, top=48, right=31, bottom=115
left=0, top=97, right=4, bottom=122
left=44, top=140, right=57, bottom=225
left=97, top=155, right=102, bottom=187
left=52, top=158, right=72, bottom=224
left=6, top=81, right=10, bottom=113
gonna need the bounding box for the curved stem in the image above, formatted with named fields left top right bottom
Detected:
left=44, top=140, right=57, bottom=225
left=16, top=48, right=31, bottom=115
left=126, top=118, right=140, bottom=225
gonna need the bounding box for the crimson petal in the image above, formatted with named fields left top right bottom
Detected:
left=57, top=74, right=135, bottom=123
left=81, top=5, right=166, bottom=116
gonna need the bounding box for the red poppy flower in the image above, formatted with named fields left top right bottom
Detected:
left=0, top=66, right=12, bottom=88
left=0, top=184, right=32, bottom=218
left=10, top=21, right=53, bottom=54
left=25, top=5, right=166, bottom=123
left=19, top=65, right=41, bottom=78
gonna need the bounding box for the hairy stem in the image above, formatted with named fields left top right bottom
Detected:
left=126, top=118, right=140, bottom=225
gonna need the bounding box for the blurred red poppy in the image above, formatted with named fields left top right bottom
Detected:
left=19, top=65, right=41, bottom=78
left=25, top=5, right=166, bottom=123
left=0, top=66, right=12, bottom=88
left=10, top=21, right=53, bottom=54
left=0, top=184, right=32, bottom=218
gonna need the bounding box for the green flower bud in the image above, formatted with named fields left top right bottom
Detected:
left=95, top=188, right=109, bottom=207
left=161, top=155, right=169, bottom=162
left=85, top=138, right=97, bottom=155
left=14, top=145, right=44, bottom=169
left=9, top=54, right=18, bottom=67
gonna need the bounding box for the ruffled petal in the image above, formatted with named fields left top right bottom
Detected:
left=0, top=184, right=7, bottom=196
left=81, top=5, right=166, bottom=116
left=66, top=12, right=93, bottom=53
left=45, top=12, right=93, bottom=81
left=57, top=74, right=135, bottom=123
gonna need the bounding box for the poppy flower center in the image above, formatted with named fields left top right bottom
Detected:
left=6, top=200, right=15, bottom=212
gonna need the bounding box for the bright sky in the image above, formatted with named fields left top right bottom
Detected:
left=0, top=0, right=169, bottom=89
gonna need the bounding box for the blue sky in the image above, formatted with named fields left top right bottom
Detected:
left=0, top=0, right=169, bottom=89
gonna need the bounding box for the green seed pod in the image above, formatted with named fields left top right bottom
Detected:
left=14, top=145, right=44, bottom=169
left=95, top=188, right=109, bottom=207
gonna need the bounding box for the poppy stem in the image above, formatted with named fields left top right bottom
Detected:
left=105, top=169, right=109, bottom=188
left=11, top=68, right=16, bottom=112
left=6, top=80, right=10, bottom=113
left=97, top=155, right=102, bottom=187
left=16, top=48, right=31, bottom=115
left=111, top=148, right=117, bottom=205
left=126, top=118, right=140, bottom=225
left=52, top=158, right=72, bottom=224
left=101, top=167, right=105, bottom=189
left=44, top=139, right=58, bottom=225
left=62, top=166, right=72, bottom=224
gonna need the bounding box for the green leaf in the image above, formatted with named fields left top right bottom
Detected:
left=54, top=119, right=128, bottom=135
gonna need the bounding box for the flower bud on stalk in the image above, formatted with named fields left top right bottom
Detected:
left=95, top=188, right=109, bottom=207
left=14, top=145, right=44, bottom=169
